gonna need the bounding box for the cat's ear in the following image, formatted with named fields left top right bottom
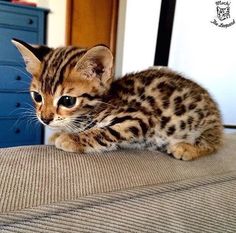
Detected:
left=75, top=45, right=113, bottom=84
left=11, top=38, right=51, bottom=75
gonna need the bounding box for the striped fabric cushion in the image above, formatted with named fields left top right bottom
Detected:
left=0, top=133, right=236, bottom=232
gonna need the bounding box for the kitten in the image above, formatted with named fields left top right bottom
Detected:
left=12, top=39, right=223, bottom=160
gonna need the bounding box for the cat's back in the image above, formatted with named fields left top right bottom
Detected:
left=110, top=67, right=222, bottom=138
left=112, top=67, right=218, bottom=111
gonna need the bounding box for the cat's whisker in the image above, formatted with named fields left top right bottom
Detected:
left=10, top=117, right=24, bottom=131
left=67, top=125, right=78, bottom=133
left=24, top=102, right=35, bottom=108
left=9, top=105, right=34, bottom=115
left=9, top=108, right=35, bottom=117
left=63, top=123, right=77, bottom=133
left=14, top=89, right=31, bottom=94
left=15, top=109, right=35, bottom=114
left=18, top=105, right=38, bottom=125
left=70, top=118, right=84, bottom=122
left=64, top=120, right=85, bottom=133
left=70, top=115, right=99, bottom=133
left=5, top=65, right=32, bottom=80
left=13, top=81, right=30, bottom=87
left=24, top=119, right=36, bottom=127
left=27, top=118, right=39, bottom=128
left=95, top=100, right=116, bottom=108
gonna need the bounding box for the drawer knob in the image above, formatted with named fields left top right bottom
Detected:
left=16, top=76, right=21, bottom=81
left=28, top=18, right=34, bottom=25
left=16, top=102, right=21, bottom=108
left=15, top=128, right=21, bottom=134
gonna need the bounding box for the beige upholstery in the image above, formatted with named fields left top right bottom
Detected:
left=0, top=134, right=236, bottom=232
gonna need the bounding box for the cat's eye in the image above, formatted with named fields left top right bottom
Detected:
left=31, top=91, right=42, bottom=103
left=58, top=96, right=76, bottom=108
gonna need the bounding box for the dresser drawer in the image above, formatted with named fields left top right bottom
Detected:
left=0, top=11, right=38, bottom=30
left=0, top=27, right=38, bottom=63
left=0, top=92, right=33, bottom=117
left=0, top=65, right=30, bottom=90
left=0, top=118, right=42, bottom=147
left=0, top=2, right=47, bottom=148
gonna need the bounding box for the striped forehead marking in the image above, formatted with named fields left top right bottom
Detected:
left=40, top=47, right=86, bottom=94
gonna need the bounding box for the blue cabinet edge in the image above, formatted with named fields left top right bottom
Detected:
left=0, top=0, right=47, bottom=147
left=0, top=1, right=49, bottom=13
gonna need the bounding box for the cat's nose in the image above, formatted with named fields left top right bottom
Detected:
left=41, top=117, right=53, bottom=125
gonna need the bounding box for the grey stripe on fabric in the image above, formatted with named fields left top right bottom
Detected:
left=1, top=134, right=236, bottom=214
left=0, top=134, right=236, bottom=232
left=0, top=173, right=236, bottom=232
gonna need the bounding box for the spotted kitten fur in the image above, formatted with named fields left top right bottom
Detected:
left=12, top=39, right=223, bottom=160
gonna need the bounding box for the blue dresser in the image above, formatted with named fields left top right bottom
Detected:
left=0, top=2, right=48, bottom=147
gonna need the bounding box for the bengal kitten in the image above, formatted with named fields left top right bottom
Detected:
left=12, top=39, right=223, bottom=160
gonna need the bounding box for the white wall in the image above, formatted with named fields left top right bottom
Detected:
left=35, top=0, right=67, bottom=143
left=169, top=0, right=236, bottom=125
left=115, top=0, right=161, bottom=77
left=36, top=0, right=67, bottom=47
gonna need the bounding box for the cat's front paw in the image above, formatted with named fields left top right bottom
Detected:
left=48, top=132, right=61, bottom=145
left=55, top=133, right=82, bottom=153
left=168, top=143, right=198, bottom=161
